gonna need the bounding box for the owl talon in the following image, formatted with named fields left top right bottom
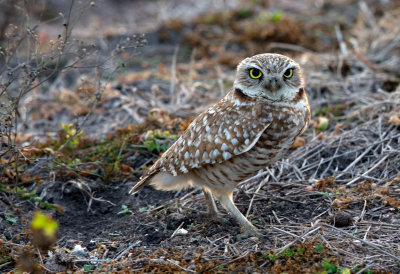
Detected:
left=235, top=228, right=263, bottom=240
left=201, top=211, right=228, bottom=225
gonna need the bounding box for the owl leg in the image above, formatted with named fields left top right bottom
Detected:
left=203, top=189, right=221, bottom=218
left=218, top=192, right=260, bottom=237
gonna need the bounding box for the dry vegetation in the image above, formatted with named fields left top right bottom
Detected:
left=0, top=0, right=400, bottom=273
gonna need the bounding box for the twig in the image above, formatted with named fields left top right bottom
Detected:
left=338, top=146, right=373, bottom=176
left=322, top=223, right=400, bottom=262
left=351, top=48, right=385, bottom=73
left=212, top=251, right=249, bottom=270
left=166, top=259, right=196, bottom=273
left=169, top=45, right=179, bottom=105
left=170, top=222, right=185, bottom=238
left=359, top=199, right=367, bottom=222
left=359, top=1, right=376, bottom=28
left=355, top=264, right=372, bottom=274
left=346, top=154, right=390, bottom=185
left=335, top=24, right=347, bottom=56
left=114, top=241, right=141, bottom=260
left=0, top=262, right=12, bottom=270
left=245, top=180, right=265, bottom=218
left=268, top=42, right=319, bottom=55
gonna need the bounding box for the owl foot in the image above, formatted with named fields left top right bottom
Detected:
left=203, top=211, right=228, bottom=225
left=235, top=229, right=262, bottom=240
left=235, top=227, right=273, bottom=240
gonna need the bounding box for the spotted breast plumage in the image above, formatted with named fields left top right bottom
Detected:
left=130, top=53, right=311, bottom=236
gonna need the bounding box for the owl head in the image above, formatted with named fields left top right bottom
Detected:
left=234, top=53, right=304, bottom=102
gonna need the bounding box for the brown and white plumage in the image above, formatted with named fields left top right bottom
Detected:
left=130, top=53, right=311, bottom=236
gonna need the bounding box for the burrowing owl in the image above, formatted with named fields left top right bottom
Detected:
left=130, top=53, right=310, bottom=236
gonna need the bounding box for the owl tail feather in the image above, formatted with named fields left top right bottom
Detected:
left=129, top=170, right=158, bottom=194
left=129, top=179, right=148, bottom=194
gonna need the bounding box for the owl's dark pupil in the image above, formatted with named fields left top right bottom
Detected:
left=250, top=68, right=261, bottom=78
left=284, top=69, right=290, bottom=76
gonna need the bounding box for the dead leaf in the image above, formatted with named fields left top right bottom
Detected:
left=332, top=196, right=356, bottom=209
left=333, top=123, right=344, bottom=135
left=356, top=180, right=373, bottom=193
left=315, top=176, right=335, bottom=191
left=304, top=185, right=314, bottom=191
left=384, top=173, right=400, bottom=186
left=20, top=147, right=41, bottom=158
left=15, top=133, right=34, bottom=143
left=384, top=197, right=399, bottom=208
left=389, top=114, right=400, bottom=126
left=291, top=136, right=305, bottom=149
left=118, top=163, right=134, bottom=173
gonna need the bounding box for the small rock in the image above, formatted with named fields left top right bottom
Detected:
left=145, top=231, right=166, bottom=244
left=304, top=185, right=314, bottom=191
left=166, top=213, right=187, bottom=230
left=332, top=212, right=353, bottom=227
left=175, top=228, right=188, bottom=236
left=71, top=244, right=88, bottom=257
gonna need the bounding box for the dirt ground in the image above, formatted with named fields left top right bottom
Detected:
left=1, top=0, right=400, bottom=273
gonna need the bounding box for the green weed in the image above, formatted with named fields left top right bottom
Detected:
left=61, top=123, right=83, bottom=149
left=0, top=184, right=61, bottom=211
left=117, top=205, right=133, bottom=215
left=270, top=10, right=283, bottom=22
left=314, top=242, right=324, bottom=253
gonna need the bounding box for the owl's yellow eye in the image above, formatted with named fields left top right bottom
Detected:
left=249, top=68, right=262, bottom=79
left=283, top=68, right=293, bottom=79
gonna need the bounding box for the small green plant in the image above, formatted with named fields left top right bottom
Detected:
left=143, top=139, right=169, bottom=153
left=172, top=203, right=182, bottom=208
left=237, top=8, right=252, bottom=19
left=268, top=254, right=276, bottom=262
left=4, top=213, right=17, bottom=224
left=0, top=184, right=60, bottom=211
left=314, top=242, right=324, bottom=253
left=315, top=104, right=347, bottom=117
left=319, top=191, right=334, bottom=197
left=280, top=248, right=296, bottom=257
left=83, top=264, right=92, bottom=272
left=187, top=223, right=199, bottom=230
left=117, top=205, right=133, bottom=215
left=321, top=258, right=337, bottom=273
left=296, top=247, right=305, bottom=254
left=251, top=218, right=262, bottom=225
left=143, top=129, right=177, bottom=153
left=270, top=10, right=283, bottom=22
left=321, top=258, right=352, bottom=274
left=0, top=255, right=11, bottom=264
left=138, top=205, right=155, bottom=213
left=61, top=123, right=83, bottom=149
left=145, top=129, right=177, bottom=140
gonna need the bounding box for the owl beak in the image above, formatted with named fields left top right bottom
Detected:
left=265, top=77, right=279, bottom=94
